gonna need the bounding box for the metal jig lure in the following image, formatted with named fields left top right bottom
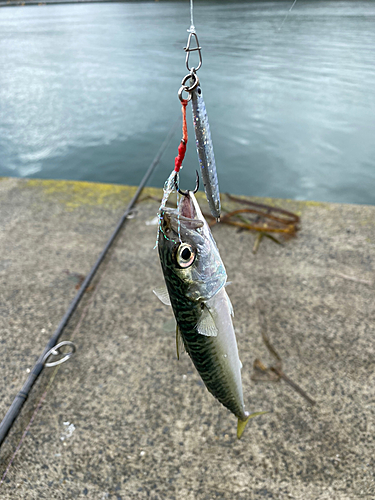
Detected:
left=178, top=31, right=221, bottom=221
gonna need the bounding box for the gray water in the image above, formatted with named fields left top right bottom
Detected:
left=1, top=1, right=375, bottom=204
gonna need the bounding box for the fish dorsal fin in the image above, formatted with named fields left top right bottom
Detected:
left=153, top=286, right=171, bottom=306
left=196, top=305, right=218, bottom=337
left=176, top=324, right=185, bottom=360
left=225, top=289, right=234, bottom=317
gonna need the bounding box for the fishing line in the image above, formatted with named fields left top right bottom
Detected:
left=278, top=0, right=298, bottom=31
left=0, top=117, right=180, bottom=450
left=155, top=99, right=189, bottom=248
left=188, top=0, right=196, bottom=34
left=157, top=0, right=202, bottom=244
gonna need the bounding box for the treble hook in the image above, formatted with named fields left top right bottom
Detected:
left=174, top=171, right=199, bottom=196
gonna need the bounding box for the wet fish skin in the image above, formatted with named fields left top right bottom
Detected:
left=191, top=83, right=221, bottom=220
left=157, top=192, right=264, bottom=436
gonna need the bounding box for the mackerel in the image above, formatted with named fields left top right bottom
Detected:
left=155, top=191, right=266, bottom=438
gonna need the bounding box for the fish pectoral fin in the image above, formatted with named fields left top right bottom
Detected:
left=176, top=324, right=185, bottom=360
left=153, top=285, right=171, bottom=306
left=237, top=411, right=269, bottom=439
left=196, top=306, right=218, bottom=337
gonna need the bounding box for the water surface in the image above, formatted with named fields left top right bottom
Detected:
left=1, top=1, right=375, bottom=204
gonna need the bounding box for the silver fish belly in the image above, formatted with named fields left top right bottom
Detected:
left=156, top=192, right=264, bottom=437
left=191, top=84, right=221, bottom=221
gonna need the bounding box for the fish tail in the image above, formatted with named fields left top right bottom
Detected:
left=237, top=411, right=269, bottom=439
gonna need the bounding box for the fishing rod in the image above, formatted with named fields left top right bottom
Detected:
left=0, top=118, right=180, bottom=448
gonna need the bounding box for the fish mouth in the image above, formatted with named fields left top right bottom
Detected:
left=160, top=191, right=204, bottom=234
left=178, top=191, right=205, bottom=224
left=178, top=192, right=197, bottom=220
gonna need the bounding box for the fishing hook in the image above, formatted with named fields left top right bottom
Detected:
left=174, top=170, right=199, bottom=196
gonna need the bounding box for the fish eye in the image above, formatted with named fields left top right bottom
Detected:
left=176, top=244, right=196, bottom=268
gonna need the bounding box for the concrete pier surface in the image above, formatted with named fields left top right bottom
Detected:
left=0, top=177, right=374, bottom=499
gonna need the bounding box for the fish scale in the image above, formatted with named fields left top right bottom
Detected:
left=181, top=331, right=244, bottom=417
left=159, top=241, right=243, bottom=418
left=159, top=227, right=245, bottom=418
